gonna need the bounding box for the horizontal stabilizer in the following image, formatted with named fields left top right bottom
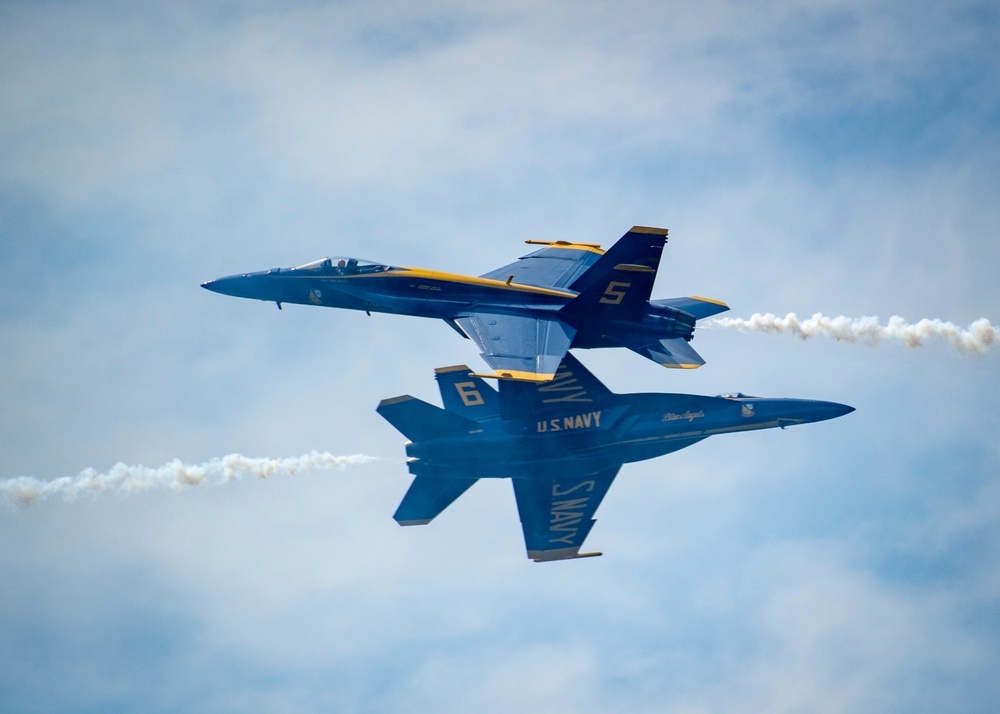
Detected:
left=377, top=395, right=479, bottom=441
left=622, top=336, right=705, bottom=369
left=394, top=475, right=479, bottom=526
left=650, top=296, right=729, bottom=320
left=434, top=365, right=500, bottom=417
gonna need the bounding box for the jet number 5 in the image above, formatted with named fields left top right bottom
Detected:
left=599, top=281, right=631, bottom=305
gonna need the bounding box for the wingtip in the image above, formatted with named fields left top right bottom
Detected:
left=530, top=550, right=604, bottom=563
left=468, top=371, right=557, bottom=382
left=496, top=370, right=557, bottom=382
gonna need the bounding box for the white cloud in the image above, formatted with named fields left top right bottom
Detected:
left=1, top=0, right=999, bottom=711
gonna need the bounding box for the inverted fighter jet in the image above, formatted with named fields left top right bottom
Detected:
left=377, top=354, right=853, bottom=562
left=202, top=226, right=728, bottom=381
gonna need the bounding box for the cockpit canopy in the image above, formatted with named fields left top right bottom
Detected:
left=718, top=392, right=756, bottom=400
left=291, top=257, right=391, bottom=275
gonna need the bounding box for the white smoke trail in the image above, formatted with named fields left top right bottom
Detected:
left=706, top=313, right=999, bottom=355
left=1, top=451, right=376, bottom=508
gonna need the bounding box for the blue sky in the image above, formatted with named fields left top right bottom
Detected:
left=2, top=1, right=999, bottom=711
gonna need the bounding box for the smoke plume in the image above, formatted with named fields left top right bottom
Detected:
left=706, top=313, right=999, bottom=355
left=2, top=451, right=375, bottom=508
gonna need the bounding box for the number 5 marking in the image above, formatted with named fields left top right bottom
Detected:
left=599, top=281, right=631, bottom=305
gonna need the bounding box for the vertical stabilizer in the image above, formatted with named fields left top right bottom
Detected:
left=434, top=365, right=500, bottom=417
left=563, top=226, right=666, bottom=322
left=376, top=395, right=479, bottom=441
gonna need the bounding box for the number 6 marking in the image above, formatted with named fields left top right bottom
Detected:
left=455, top=381, right=485, bottom=406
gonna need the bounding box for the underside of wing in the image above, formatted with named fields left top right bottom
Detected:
left=620, top=335, right=706, bottom=369
left=512, top=466, right=620, bottom=562
left=455, top=313, right=576, bottom=381
left=479, top=242, right=604, bottom=290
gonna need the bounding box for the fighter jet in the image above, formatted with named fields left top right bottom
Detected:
left=377, top=354, right=853, bottom=562
left=202, top=226, right=728, bottom=381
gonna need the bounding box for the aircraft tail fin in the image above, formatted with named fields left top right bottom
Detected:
left=563, top=226, right=667, bottom=321
left=394, top=475, right=479, bottom=526
left=434, top=365, right=500, bottom=417
left=434, top=364, right=500, bottom=414
left=499, top=352, right=614, bottom=420
left=376, top=395, right=479, bottom=442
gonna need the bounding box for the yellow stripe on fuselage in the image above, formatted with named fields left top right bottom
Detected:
left=386, top=267, right=578, bottom=298
left=282, top=267, right=577, bottom=297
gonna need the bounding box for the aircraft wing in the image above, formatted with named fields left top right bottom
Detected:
left=479, top=242, right=605, bottom=290
left=455, top=313, right=576, bottom=381
left=511, top=466, right=620, bottom=562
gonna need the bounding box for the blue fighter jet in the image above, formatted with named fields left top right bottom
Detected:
left=202, top=226, right=728, bottom=381
left=377, top=354, right=853, bottom=562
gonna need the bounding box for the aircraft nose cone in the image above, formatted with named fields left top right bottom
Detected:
left=200, top=273, right=270, bottom=300
left=802, top=400, right=855, bottom=423
left=756, top=398, right=855, bottom=427
left=828, top=402, right=855, bottom=418
left=201, top=275, right=244, bottom=297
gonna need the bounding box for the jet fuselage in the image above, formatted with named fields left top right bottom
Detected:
left=203, top=227, right=728, bottom=380
left=202, top=260, right=698, bottom=345
left=203, top=261, right=570, bottom=317
left=401, top=393, right=853, bottom=479
left=377, top=354, right=854, bottom=561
